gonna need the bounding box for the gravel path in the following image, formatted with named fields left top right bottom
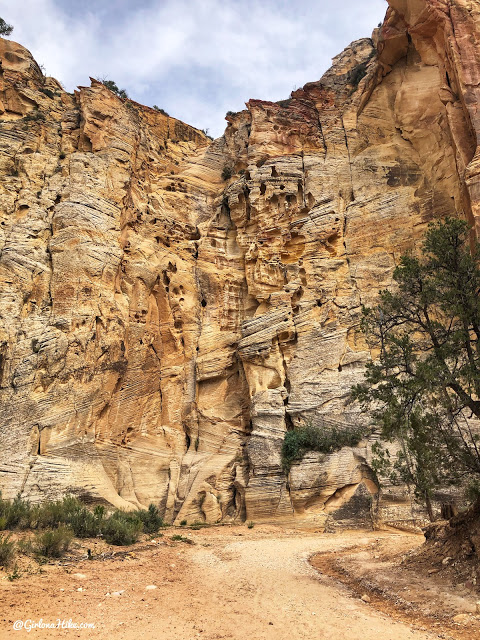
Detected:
left=1, top=527, right=438, bottom=640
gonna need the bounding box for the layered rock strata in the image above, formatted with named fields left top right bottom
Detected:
left=0, top=0, right=478, bottom=526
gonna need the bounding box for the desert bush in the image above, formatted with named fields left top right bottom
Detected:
left=67, top=507, right=102, bottom=538
left=34, top=526, right=73, bottom=558
left=0, top=494, right=33, bottom=530
left=34, top=495, right=81, bottom=529
left=102, top=512, right=142, bottom=546
left=0, top=534, right=16, bottom=567
left=0, top=494, right=164, bottom=545
left=23, top=109, right=46, bottom=123
left=221, top=166, right=233, bottom=181
left=347, top=62, right=367, bottom=88
left=171, top=534, right=194, bottom=544
left=7, top=564, right=21, bottom=581
left=136, top=504, right=164, bottom=534
left=16, top=538, right=34, bottom=555
left=153, top=105, right=169, bottom=116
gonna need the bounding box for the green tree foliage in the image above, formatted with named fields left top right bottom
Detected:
left=101, top=79, right=128, bottom=99
left=0, top=18, right=13, bottom=37
left=351, top=218, right=480, bottom=519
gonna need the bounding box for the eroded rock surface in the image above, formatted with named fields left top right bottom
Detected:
left=0, top=0, right=479, bottom=526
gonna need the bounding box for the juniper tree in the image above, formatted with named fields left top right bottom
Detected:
left=351, top=217, right=480, bottom=520
left=0, top=18, right=13, bottom=37
left=100, top=79, right=128, bottom=99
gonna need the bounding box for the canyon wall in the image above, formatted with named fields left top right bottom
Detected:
left=0, top=0, right=479, bottom=527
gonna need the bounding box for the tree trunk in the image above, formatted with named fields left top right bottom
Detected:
left=425, top=492, right=435, bottom=522
left=440, top=502, right=458, bottom=520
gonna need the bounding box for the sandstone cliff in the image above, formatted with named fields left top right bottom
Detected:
left=0, top=0, right=478, bottom=527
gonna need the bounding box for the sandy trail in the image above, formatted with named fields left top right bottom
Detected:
left=0, top=527, right=439, bottom=640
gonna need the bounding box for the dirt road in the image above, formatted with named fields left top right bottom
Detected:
left=0, top=526, right=454, bottom=639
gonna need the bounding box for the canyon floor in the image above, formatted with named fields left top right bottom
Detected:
left=1, top=525, right=479, bottom=640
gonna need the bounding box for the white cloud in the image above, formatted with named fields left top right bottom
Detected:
left=4, top=0, right=388, bottom=136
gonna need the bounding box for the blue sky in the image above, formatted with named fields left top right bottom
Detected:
left=2, top=1, right=388, bottom=137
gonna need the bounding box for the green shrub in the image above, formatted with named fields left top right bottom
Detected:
left=100, top=79, right=128, bottom=99
left=7, top=564, right=21, bottom=580
left=135, top=504, right=163, bottom=534
left=0, top=495, right=33, bottom=530
left=23, top=109, right=45, bottom=123
left=102, top=512, right=142, bottom=546
left=34, top=495, right=81, bottom=529
left=0, top=534, right=16, bottom=567
left=67, top=508, right=101, bottom=538
left=221, top=166, right=233, bottom=181
left=36, top=497, right=106, bottom=538
left=17, top=538, right=34, bottom=555
left=180, top=519, right=187, bottom=526
left=34, top=526, right=73, bottom=558
left=282, top=424, right=365, bottom=473
left=170, top=534, right=193, bottom=544
left=0, top=494, right=163, bottom=546
left=347, top=62, right=367, bottom=88
left=153, top=105, right=169, bottom=116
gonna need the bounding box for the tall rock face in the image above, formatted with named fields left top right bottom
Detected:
left=0, top=0, right=478, bottom=526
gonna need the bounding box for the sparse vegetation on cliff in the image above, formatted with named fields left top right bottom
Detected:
left=281, top=423, right=365, bottom=473
left=23, top=108, right=46, bottom=124
left=351, top=218, right=480, bottom=520
left=99, top=79, right=128, bottom=99
left=347, top=62, right=367, bottom=88
left=153, top=105, right=169, bottom=116
left=221, top=165, right=233, bottom=181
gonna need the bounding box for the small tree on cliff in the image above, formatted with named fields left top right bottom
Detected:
left=0, top=18, right=13, bottom=36
left=351, top=218, right=480, bottom=520
left=98, top=79, right=128, bottom=100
